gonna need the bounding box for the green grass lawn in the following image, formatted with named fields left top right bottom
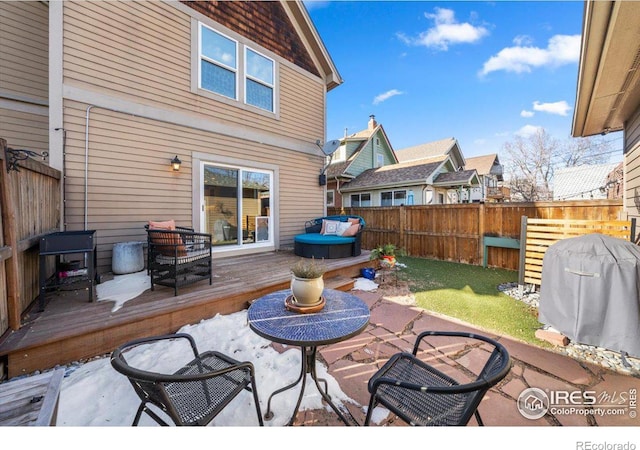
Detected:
left=396, top=256, right=549, bottom=347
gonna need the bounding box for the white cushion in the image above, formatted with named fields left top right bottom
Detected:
left=322, top=219, right=341, bottom=235
left=336, top=221, right=352, bottom=236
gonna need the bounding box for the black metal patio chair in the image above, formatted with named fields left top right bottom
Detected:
left=111, top=333, right=263, bottom=426
left=364, top=330, right=511, bottom=426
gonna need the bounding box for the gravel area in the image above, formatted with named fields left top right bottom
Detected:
left=499, top=282, right=640, bottom=377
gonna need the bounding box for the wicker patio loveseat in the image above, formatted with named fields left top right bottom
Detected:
left=146, top=221, right=212, bottom=296
left=293, top=215, right=365, bottom=259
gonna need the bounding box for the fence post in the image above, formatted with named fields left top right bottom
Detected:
left=0, top=138, right=22, bottom=330
left=518, top=215, right=528, bottom=287
left=399, top=206, right=406, bottom=252
left=478, top=202, right=485, bottom=265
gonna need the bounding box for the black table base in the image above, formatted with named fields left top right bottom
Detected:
left=247, top=289, right=370, bottom=427
left=264, top=345, right=357, bottom=426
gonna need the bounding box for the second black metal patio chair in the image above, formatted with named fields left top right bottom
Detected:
left=364, top=330, right=511, bottom=426
left=111, top=333, right=264, bottom=426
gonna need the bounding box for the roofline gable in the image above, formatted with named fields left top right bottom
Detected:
left=281, top=1, right=343, bottom=91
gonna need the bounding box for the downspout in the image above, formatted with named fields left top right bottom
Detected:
left=335, top=176, right=345, bottom=214
left=85, top=105, right=94, bottom=231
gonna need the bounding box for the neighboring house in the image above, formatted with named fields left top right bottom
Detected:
left=572, top=0, right=640, bottom=230
left=463, top=154, right=507, bottom=202
left=552, top=162, right=621, bottom=201
left=0, top=1, right=342, bottom=271
left=338, top=135, right=480, bottom=206
left=605, top=162, right=624, bottom=199
left=325, top=115, right=398, bottom=209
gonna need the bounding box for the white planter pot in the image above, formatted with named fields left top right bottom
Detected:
left=290, top=276, right=324, bottom=304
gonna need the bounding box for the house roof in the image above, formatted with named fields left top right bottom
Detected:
left=282, top=1, right=343, bottom=91
left=553, top=162, right=620, bottom=200
left=395, top=137, right=466, bottom=171
left=464, top=153, right=504, bottom=181
left=572, top=1, right=640, bottom=137
left=464, top=154, right=498, bottom=175
left=339, top=159, right=445, bottom=192
left=395, top=138, right=457, bottom=162
left=326, top=160, right=352, bottom=178
left=326, top=116, right=398, bottom=179
left=433, top=169, right=479, bottom=186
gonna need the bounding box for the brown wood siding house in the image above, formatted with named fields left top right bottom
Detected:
left=572, top=0, right=639, bottom=232
left=33, top=0, right=342, bottom=271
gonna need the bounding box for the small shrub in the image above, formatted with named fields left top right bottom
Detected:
left=291, top=257, right=326, bottom=279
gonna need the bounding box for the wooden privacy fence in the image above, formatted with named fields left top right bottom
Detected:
left=330, top=200, right=628, bottom=271
left=518, top=217, right=636, bottom=288
left=0, top=138, right=60, bottom=336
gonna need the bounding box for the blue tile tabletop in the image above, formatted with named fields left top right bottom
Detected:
left=247, top=289, right=370, bottom=346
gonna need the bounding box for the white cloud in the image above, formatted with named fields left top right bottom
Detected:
left=516, top=125, right=544, bottom=137
left=373, top=89, right=404, bottom=105
left=533, top=100, right=571, bottom=116
left=479, top=34, right=580, bottom=76
left=398, top=7, right=489, bottom=51
left=521, top=110, right=534, bottom=118
left=513, top=35, right=534, bottom=46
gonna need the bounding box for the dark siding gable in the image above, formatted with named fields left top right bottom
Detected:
left=182, top=1, right=320, bottom=77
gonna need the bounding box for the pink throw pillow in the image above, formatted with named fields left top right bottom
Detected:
left=340, top=223, right=360, bottom=237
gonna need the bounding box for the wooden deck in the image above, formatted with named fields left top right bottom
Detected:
left=0, top=251, right=372, bottom=379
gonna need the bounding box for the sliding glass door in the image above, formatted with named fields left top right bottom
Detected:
left=202, top=163, right=272, bottom=248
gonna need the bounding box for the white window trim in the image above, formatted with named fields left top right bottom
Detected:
left=376, top=152, right=384, bottom=168
left=198, top=23, right=239, bottom=101
left=199, top=161, right=275, bottom=251
left=326, top=189, right=335, bottom=207
left=350, top=192, right=371, bottom=207
left=191, top=19, right=278, bottom=118
left=381, top=189, right=407, bottom=206
left=244, top=47, right=275, bottom=112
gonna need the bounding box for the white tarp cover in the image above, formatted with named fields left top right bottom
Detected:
left=539, top=233, right=640, bottom=357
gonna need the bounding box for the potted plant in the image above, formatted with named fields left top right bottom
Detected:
left=290, top=257, right=326, bottom=305
left=370, top=243, right=405, bottom=268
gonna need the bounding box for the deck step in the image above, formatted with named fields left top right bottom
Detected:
left=325, top=275, right=355, bottom=292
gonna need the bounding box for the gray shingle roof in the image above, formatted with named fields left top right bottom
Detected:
left=395, top=138, right=456, bottom=162
left=433, top=169, right=478, bottom=185
left=340, top=159, right=444, bottom=191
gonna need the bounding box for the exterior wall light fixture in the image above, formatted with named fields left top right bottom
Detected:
left=171, top=155, right=182, bottom=171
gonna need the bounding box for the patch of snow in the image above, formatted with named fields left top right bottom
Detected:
left=352, top=277, right=378, bottom=291
left=96, top=270, right=150, bottom=312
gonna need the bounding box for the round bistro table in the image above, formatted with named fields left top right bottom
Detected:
left=247, top=288, right=370, bottom=426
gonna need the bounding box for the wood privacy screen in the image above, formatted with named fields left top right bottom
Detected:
left=0, top=138, right=61, bottom=334
left=518, top=217, right=636, bottom=288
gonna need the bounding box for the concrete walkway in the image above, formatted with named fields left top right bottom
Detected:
left=289, top=290, right=639, bottom=427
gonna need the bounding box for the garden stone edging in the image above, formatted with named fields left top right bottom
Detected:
left=499, top=282, right=640, bottom=377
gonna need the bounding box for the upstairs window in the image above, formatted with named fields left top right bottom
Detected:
left=245, top=49, right=274, bottom=112
left=199, top=24, right=237, bottom=100
left=376, top=153, right=384, bottom=168
left=197, top=22, right=276, bottom=113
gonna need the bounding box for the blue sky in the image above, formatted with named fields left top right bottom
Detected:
left=306, top=1, right=623, bottom=160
